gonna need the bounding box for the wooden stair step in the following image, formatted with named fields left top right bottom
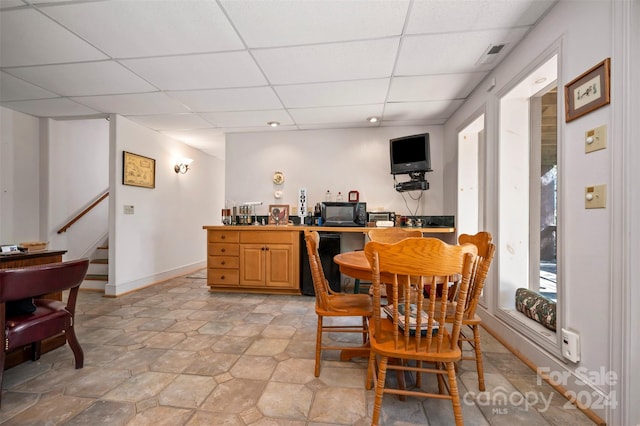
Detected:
left=85, top=274, right=108, bottom=281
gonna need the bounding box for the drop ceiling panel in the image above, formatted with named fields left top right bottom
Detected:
left=0, top=8, right=108, bottom=67
left=0, top=1, right=25, bottom=9
left=121, top=52, right=267, bottom=91
left=221, top=0, right=409, bottom=48
left=71, top=92, right=191, bottom=115
left=127, top=113, right=213, bottom=131
left=406, top=0, right=555, bottom=34
left=388, top=73, right=488, bottom=102
left=201, top=109, right=293, bottom=128
left=253, top=38, right=399, bottom=85
left=2, top=98, right=100, bottom=117
left=396, top=28, right=529, bottom=75
left=384, top=100, right=464, bottom=121
left=275, top=79, right=390, bottom=108
left=167, top=87, right=282, bottom=112
left=41, top=1, right=244, bottom=58
left=7, top=61, right=157, bottom=96
left=288, top=104, right=384, bottom=125
left=0, top=71, right=58, bottom=101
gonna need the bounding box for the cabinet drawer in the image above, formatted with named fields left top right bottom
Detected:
left=208, top=230, right=240, bottom=243
left=208, top=269, right=239, bottom=285
left=208, top=243, right=240, bottom=256
left=208, top=255, right=239, bottom=269
left=239, top=231, right=295, bottom=244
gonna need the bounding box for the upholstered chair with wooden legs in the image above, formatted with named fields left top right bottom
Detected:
left=453, top=231, right=496, bottom=392
left=364, top=237, right=476, bottom=426
left=0, top=259, right=89, bottom=407
left=304, top=230, right=373, bottom=377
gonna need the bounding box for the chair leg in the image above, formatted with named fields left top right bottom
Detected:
left=366, top=350, right=376, bottom=390
left=66, top=326, right=84, bottom=369
left=371, top=355, right=389, bottom=426
left=362, top=316, right=368, bottom=344
left=31, top=341, right=42, bottom=361
left=446, top=361, right=464, bottom=426
left=472, top=324, right=485, bottom=391
left=315, top=315, right=323, bottom=377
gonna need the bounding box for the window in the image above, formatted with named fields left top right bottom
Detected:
left=496, top=53, right=561, bottom=353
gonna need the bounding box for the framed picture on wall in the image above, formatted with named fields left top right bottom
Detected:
left=564, top=58, right=611, bottom=122
left=268, top=204, right=289, bottom=225
left=123, top=151, right=156, bottom=188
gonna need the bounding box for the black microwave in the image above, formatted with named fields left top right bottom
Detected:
left=321, top=202, right=367, bottom=227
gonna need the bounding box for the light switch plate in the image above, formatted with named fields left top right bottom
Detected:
left=124, top=205, right=134, bottom=215
left=585, top=185, right=606, bottom=209
left=585, top=125, right=607, bottom=153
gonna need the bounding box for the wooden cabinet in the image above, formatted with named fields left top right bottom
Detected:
left=206, top=229, right=300, bottom=294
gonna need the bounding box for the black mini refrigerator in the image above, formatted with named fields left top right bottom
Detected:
left=300, top=232, right=341, bottom=296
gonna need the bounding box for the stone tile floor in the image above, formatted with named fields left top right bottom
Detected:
left=0, top=270, right=595, bottom=425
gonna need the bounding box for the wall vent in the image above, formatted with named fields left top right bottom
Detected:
left=477, top=43, right=506, bottom=65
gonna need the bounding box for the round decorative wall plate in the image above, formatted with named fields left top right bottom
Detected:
left=272, top=171, right=285, bottom=185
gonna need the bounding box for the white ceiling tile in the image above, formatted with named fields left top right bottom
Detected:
left=167, top=87, right=282, bottom=112
left=388, top=73, right=488, bottom=102
left=41, top=1, right=243, bottom=58
left=121, top=52, right=267, bottom=91
left=0, top=8, right=108, bottom=67
left=71, top=92, right=191, bottom=115
left=220, top=125, right=298, bottom=134
left=0, top=71, right=58, bottom=101
left=126, top=114, right=213, bottom=131
left=201, top=110, right=293, bottom=128
left=221, top=0, right=409, bottom=48
left=253, top=39, right=400, bottom=85
left=288, top=104, right=384, bottom=125
left=0, top=1, right=26, bottom=9
left=396, top=28, right=529, bottom=75
left=7, top=61, right=156, bottom=96
left=275, top=79, right=390, bottom=108
left=407, top=0, right=556, bottom=34
left=384, top=100, right=464, bottom=121
left=1, top=98, right=100, bottom=117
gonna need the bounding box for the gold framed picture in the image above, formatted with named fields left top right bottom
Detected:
left=564, top=58, right=610, bottom=122
left=123, top=151, right=156, bottom=188
left=268, top=204, right=289, bottom=225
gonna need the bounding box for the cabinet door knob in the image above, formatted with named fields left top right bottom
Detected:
left=221, top=248, right=226, bottom=253
left=221, top=261, right=225, bottom=265
left=221, top=235, right=226, bottom=239
left=221, top=275, right=225, bottom=280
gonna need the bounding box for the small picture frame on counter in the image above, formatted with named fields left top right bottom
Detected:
left=268, top=204, right=289, bottom=225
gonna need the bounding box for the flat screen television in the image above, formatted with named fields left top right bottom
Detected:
left=389, top=133, right=432, bottom=175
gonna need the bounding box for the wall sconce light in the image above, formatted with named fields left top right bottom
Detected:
left=174, top=158, right=193, bottom=174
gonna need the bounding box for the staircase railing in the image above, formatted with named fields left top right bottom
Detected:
left=57, top=190, right=109, bottom=234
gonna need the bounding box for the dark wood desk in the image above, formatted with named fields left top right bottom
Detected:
left=1, top=249, right=67, bottom=369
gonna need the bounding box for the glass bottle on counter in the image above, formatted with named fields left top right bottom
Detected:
left=336, top=191, right=343, bottom=201
left=325, top=190, right=332, bottom=202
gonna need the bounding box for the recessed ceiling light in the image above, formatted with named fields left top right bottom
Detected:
left=267, top=121, right=280, bottom=127
left=367, top=116, right=379, bottom=123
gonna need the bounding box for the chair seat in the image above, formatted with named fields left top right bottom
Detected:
left=368, top=317, right=461, bottom=362
left=316, top=294, right=373, bottom=317
left=5, top=299, right=70, bottom=351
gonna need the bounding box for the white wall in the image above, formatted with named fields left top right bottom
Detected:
left=108, top=115, right=223, bottom=296
left=225, top=126, right=444, bottom=218
left=444, top=0, right=631, bottom=423
left=0, top=107, right=40, bottom=243
left=46, top=118, right=109, bottom=260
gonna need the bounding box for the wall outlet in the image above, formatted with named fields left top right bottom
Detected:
left=561, top=328, right=580, bottom=362
left=585, top=125, right=607, bottom=153
left=585, top=185, right=606, bottom=209
left=124, top=205, right=134, bottom=215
